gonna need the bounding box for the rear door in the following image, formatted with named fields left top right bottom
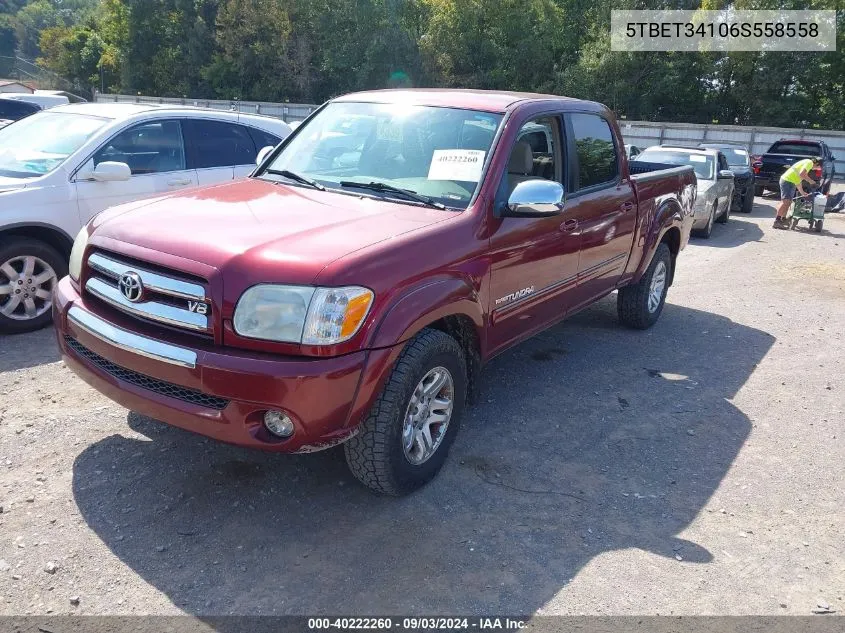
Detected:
left=182, top=119, right=259, bottom=185
left=563, top=112, right=636, bottom=306
left=75, top=118, right=198, bottom=224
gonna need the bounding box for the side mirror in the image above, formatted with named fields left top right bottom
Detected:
left=93, top=161, right=131, bottom=182
left=256, top=145, right=275, bottom=166
left=718, top=169, right=734, bottom=180
left=502, top=180, right=565, bottom=217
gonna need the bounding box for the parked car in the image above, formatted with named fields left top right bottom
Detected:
left=635, top=145, right=733, bottom=238
left=53, top=89, right=696, bottom=495
left=700, top=142, right=754, bottom=213
left=0, top=92, right=69, bottom=109
left=34, top=89, right=87, bottom=103
left=0, top=103, right=290, bottom=333
left=0, top=97, right=40, bottom=124
left=624, top=144, right=642, bottom=160
left=754, top=139, right=836, bottom=195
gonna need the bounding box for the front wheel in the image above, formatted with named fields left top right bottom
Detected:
left=741, top=190, right=754, bottom=213
left=693, top=202, right=716, bottom=238
left=344, top=328, right=467, bottom=495
left=617, top=243, right=672, bottom=330
left=0, top=238, right=66, bottom=334
left=716, top=199, right=730, bottom=224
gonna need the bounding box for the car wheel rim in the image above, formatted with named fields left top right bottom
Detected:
left=402, top=367, right=454, bottom=465
left=648, top=261, right=667, bottom=314
left=0, top=255, right=57, bottom=321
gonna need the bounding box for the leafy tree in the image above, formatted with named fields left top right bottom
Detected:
left=14, top=0, right=63, bottom=58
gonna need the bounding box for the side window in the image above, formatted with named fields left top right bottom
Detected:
left=569, top=113, right=618, bottom=190
left=718, top=153, right=728, bottom=171
left=506, top=117, right=560, bottom=194
left=184, top=120, right=257, bottom=169
left=247, top=127, right=282, bottom=153
left=94, top=120, right=185, bottom=175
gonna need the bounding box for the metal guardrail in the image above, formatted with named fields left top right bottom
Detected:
left=93, top=93, right=844, bottom=179
left=620, top=119, right=845, bottom=180
left=93, top=93, right=317, bottom=123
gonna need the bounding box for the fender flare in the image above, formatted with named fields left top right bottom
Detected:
left=632, top=199, right=683, bottom=285
left=366, top=276, right=484, bottom=350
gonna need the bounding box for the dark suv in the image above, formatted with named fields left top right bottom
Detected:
left=755, top=139, right=836, bottom=195
left=700, top=143, right=754, bottom=213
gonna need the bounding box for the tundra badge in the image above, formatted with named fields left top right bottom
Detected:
left=495, top=286, right=535, bottom=306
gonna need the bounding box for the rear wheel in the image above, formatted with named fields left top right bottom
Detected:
left=344, top=328, right=467, bottom=495
left=0, top=238, right=65, bottom=334
left=754, top=185, right=764, bottom=197
left=617, top=243, right=671, bottom=330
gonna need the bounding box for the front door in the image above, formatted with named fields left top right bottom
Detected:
left=488, top=115, right=580, bottom=355
left=75, top=119, right=197, bottom=225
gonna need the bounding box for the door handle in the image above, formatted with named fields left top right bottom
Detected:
left=621, top=201, right=635, bottom=212
left=167, top=178, right=192, bottom=186
left=559, top=218, right=578, bottom=232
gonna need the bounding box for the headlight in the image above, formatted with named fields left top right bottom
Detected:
left=233, top=284, right=373, bottom=345
left=68, top=227, right=90, bottom=281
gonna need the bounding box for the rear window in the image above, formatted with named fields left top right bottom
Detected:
left=767, top=142, right=822, bottom=156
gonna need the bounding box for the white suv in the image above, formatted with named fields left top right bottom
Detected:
left=0, top=103, right=290, bottom=333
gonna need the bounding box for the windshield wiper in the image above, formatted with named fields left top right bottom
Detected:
left=339, top=181, right=446, bottom=210
left=264, top=169, right=325, bottom=191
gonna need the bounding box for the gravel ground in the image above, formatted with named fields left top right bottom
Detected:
left=0, top=187, right=843, bottom=618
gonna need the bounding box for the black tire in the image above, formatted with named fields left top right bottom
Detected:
left=754, top=185, right=764, bottom=197
left=693, top=202, right=716, bottom=238
left=617, top=243, right=672, bottom=330
left=716, top=199, right=730, bottom=224
left=741, top=190, right=754, bottom=213
left=0, top=238, right=66, bottom=334
left=344, top=328, right=467, bottom=495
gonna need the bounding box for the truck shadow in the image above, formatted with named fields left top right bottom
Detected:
left=71, top=299, right=773, bottom=620
left=0, top=328, right=61, bottom=372
left=692, top=216, right=764, bottom=248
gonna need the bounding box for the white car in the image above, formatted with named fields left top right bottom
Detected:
left=0, top=92, right=69, bottom=109
left=0, top=103, right=290, bottom=333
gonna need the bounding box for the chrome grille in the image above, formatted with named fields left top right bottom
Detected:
left=85, top=252, right=210, bottom=333
left=65, top=336, right=229, bottom=410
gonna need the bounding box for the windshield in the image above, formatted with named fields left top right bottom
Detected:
left=637, top=150, right=715, bottom=180
left=767, top=142, right=821, bottom=157
left=259, top=102, right=504, bottom=209
left=0, top=112, right=108, bottom=178
left=705, top=147, right=748, bottom=167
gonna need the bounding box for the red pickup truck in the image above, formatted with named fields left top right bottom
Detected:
left=53, top=90, right=696, bottom=495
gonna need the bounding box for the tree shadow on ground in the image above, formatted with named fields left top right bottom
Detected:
left=72, top=298, right=774, bottom=622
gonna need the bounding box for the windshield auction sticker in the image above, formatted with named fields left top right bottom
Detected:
left=611, top=9, right=836, bottom=52
left=428, top=149, right=486, bottom=182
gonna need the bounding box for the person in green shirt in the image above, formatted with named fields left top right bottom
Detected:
left=773, top=156, right=821, bottom=229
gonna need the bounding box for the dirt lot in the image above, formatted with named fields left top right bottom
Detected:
left=1, top=187, right=843, bottom=618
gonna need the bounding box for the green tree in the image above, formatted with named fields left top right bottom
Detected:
left=14, top=0, right=63, bottom=58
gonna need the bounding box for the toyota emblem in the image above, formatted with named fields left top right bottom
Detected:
left=118, top=272, right=144, bottom=302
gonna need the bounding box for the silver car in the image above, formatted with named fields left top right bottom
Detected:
left=635, top=146, right=734, bottom=239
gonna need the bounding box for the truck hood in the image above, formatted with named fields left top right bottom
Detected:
left=92, top=178, right=453, bottom=283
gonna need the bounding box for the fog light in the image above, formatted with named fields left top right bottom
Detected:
left=263, top=410, right=295, bottom=438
